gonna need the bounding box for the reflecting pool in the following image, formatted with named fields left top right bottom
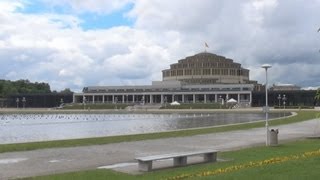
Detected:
left=0, top=112, right=289, bottom=144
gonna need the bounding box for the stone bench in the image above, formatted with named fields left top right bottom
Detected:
left=135, top=149, right=218, bottom=171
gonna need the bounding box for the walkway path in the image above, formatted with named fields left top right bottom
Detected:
left=1, top=118, right=319, bottom=179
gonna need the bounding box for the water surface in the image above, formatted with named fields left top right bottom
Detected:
left=0, top=112, right=288, bottom=144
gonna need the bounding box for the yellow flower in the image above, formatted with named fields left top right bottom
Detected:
left=165, top=149, right=320, bottom=180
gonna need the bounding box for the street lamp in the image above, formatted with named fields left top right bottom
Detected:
left=262, top=64, right=272, bottom=146
left=16, top=98, right=19, bottom=109
left=59, top=98, right=64, bottom=108
left=277, top=94, right=281, bottom=118
left=83, top=96, right=86, bottom=110
left=141, top=96, right=145, bottom=105
left=282, top=94, right=287, bottom=116
left=277, top=94, right=281, bottom=108
left=282, top=94, right=287, bottom=109
left=22, top=97, right=26, bottom=109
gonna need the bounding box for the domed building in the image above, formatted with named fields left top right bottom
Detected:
left=73, top=52, right=255, bottom=106
left=162, top=52, right=250, bottom=84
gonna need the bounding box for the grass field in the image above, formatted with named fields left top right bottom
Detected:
left=63, top=102, right=228, bottom=110
left=1, top=110, right=318, bottom=153
left=22, top=139, right=320, bottom=180
left=63, top=103, right=129, bottom=110
left=160, top=103, right=227, bottom=109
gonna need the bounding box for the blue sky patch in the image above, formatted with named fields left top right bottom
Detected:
left=18, top=0, right=66, bottom=14
left=79, top=5, right=134, bottom=30
left=17, top=0, right=134, bottom=30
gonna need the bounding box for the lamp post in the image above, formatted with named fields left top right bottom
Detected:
left=262, top=64, right=272, bottom=146
left=22, top=97, right=26, bottom=109
left=16, top=98, right=19, bottom=109
left=277, top=94, right=281, bottom=108
left=282, top=94, right=287, bottom=116
left=83, top=96, right=86, bottom=110
left=282, top=94, right=287, bottom=109
left=277, top=94, right=281, bottom=117
left=60, top=98, right=64, bottom=105
left=115, top=97, right=118, bottom=109
left=142, top=96, right=145, bottom=105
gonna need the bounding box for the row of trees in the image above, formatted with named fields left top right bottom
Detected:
left=315, top=88, right=320, bottom=105
left=0, top=79, right=51, bottom=97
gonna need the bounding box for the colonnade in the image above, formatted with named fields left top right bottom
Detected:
left=73, top=91, right=252, bottom=105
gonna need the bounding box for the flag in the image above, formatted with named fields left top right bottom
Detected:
left=205, top=42, right=209, bottom=48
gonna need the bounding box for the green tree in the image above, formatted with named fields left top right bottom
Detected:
left=60, top=88, right=73, bottom=93
left=2, top=84, right=18, bottom=96
left=315, top=88, right=320, bottom=106
left=0, top=79, right=51, bottom=97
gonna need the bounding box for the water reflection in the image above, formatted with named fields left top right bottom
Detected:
left=0, top=112, right=290, bottom=144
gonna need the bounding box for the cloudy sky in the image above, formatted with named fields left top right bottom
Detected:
left=0, top=0, right=320, bottom=92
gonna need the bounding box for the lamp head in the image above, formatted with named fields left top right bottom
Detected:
left=261, top=64, right=272, bottom=69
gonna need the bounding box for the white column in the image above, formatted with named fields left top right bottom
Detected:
left=133, top=95, right=135, bottom=103
left=238, top=94, right=240, bottom=103
left=215, top=94, right=218, bottom=103
left=122, top=95, right=125, bottom=103
left=204, top=94, right=207, bottom=103
left=226, top=94, right=229, bottom=101
left=249, top=92, right=252, bottom=106
left=161, top=94, right=164, bottom=104
left=102, top=95, right=105, bottom=103
left=92, top=95, right=95, bottom=104
left=182, top=94, right=185, bottom=103
left=150, top=95, right=153, bottom=104
left=193, top=94, right=196, bottom=103
left=112, top=95, right=115, bottom=103
left=143, top=95, right=145, bottom=105
left=172, top=94, right=175, bottom=102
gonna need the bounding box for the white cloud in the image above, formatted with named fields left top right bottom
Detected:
left=1, top=0, right=320, bottom=92
left=243, top=0, right=278, bottom=25
left=0, top=0, right=24, bottom=13
left=129, top=0, right=224, bottom=31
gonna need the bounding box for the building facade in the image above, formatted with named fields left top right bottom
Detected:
left=162, top=52, right=250, bottom=84
left=73, top=52, right=255, bottom=106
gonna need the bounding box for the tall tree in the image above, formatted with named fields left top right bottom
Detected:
left=60, top=88, right=73, bottom=93
left=315, top=88, right=320, bottom=106
left=0, top=79, right=51, bottom=97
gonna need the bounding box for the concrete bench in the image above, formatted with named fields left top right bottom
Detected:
left=135, top=149, right=218, bottom=172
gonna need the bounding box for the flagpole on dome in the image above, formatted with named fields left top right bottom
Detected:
left=204, top=42, right=209, bottom=52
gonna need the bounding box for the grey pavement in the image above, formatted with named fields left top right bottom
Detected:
left=1, top=118, right=320, bottom=179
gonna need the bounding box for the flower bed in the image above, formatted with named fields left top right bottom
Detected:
left=165, top=149, right=320, bottom=180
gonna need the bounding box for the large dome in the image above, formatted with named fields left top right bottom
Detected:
left=162, top=52, right=250, bottom=84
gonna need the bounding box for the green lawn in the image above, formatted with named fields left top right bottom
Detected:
left=22, top=139, right=320, bottom=180
left=1, top=111, right=318, bottom=153
left=63, top=103, right=129, bottom=110
left=160, top=103, right=227, bottom=109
